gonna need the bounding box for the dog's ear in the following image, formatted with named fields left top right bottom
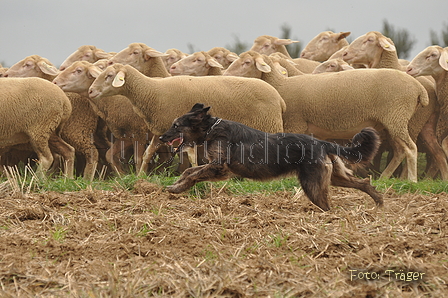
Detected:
left=189, top=103, right=205, bottom=113
left=189, top=105, right=211, bottom=124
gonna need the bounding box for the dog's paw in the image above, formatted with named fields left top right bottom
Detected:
left=165, top=184, right=184, bottom=194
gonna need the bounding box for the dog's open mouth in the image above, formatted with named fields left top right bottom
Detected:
left=167, top=137, right=183, bottom=151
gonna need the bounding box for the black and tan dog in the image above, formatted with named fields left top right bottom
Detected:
left=159, top=103, right=383, bottom=211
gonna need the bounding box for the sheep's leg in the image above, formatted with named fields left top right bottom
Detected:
left=138, top=135, right=161, bottom=175
left=382, top=133, right=418, bottom=182
left=417, top=113, right=448, bottom=180
left=48, top=134, right=75, bottom=179
left=30, top=137, right=54, bottom=179
left=107, top=138, right=133, bottom=174
left=166, top=164, right=229, bottom=193
left=380, top=139, right=406, bottom=180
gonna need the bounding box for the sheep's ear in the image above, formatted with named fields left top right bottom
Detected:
left=38, top=61, right=59, bottom=76
left=274, top=38, right=299, bottom=46
left=439, top=48, right=448, bottom=71
left=378, top=37, right=396, bottom=52
left=336, top=32, right=351, bottom=40
left=226, top=53, right=239, bottom=63
left=273, top=62, right=288, bottom=77
left=144, top=48, right=169, bottom=60
left=255, top=57, right=271, bottom=73
left=340, top=64, right=354, bottom=71
left=88, top=65, right=103, bottom=78
left=207, top=58, right=223, bottom=68
left=112, top=71, right=126, bottom=87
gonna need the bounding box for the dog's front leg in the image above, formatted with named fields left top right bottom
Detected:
left=166, top=164, right=229, bottom=193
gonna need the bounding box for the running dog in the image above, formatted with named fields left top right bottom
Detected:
left=159, top=103, right=383, bottom=211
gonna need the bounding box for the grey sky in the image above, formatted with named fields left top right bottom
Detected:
left=1, top=0, right=447, bottom=67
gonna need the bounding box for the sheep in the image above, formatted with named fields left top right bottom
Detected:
left=5, top=55, right=105, bottom=180
left=207, top=47, right=238, bottom=69
left=169, top=51, right=223, bottom=76
left=250, top=35, right=321, bottom=73
left=407, top=46, right=448, bottom=162
left=268, top=53, right=304, bottom=76
left=88, top=63, right=286, bottom=174
left=163, top=48, right=188, bottom=72
left=300, top=31, right=351, bottom=61
left=223, top=51, right=430, bottom=182
left=342, top=31, right=448, bottom=180
left=59, top=45, right=114, bottom=71
left=0, top=66, right=8, bottom=77
left=312, top=58, right=354, bottom=74
left=108, top=43, right=171, bottom=77
left=0, top=77, right=75, bottom=178
left=53, top=61, right=169, bottom=174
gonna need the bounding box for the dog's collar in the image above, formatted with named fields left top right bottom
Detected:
left=205, top=118, right=222, bottom=136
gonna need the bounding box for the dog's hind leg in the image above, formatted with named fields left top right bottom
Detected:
left=297, top=162, right=332, bottom=211
left=330, top=158, right=384, bottom=207
left=166, top=164, right=230, bottom=193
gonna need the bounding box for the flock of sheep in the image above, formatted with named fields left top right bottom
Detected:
left=0, top=31, right=447, bottom=183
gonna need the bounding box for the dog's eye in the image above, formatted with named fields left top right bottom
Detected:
left=173, top=124, right=178, bottom=129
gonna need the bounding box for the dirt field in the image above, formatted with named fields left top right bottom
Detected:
left=0, top=179, right=447, bottom=297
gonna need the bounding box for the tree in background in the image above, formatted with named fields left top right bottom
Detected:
left=381, top=19, right=416, bottom=59
left=280, top=23, right=302, bottom=58
left=430, top=23, right=448, bottom=47
left=226, top=34, right=250, bottom=55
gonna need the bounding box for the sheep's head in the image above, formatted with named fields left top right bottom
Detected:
left=207, top=47, right=238, bottom=69
left=342, top=31, right=396, bottom=67
left=5, top=55, right=59, bottom=78
left=163, top=48, right=188, bottom=71
left=407, top=46, right=448, bottom=77
left=312, top=58, right=354, bottom=74
left=170, top=51, right=223, bottom=76
left=53, top=61, right=102, bottom=95
left=250, top=35, right=299, bottom=58
left=59, top=45, right=112, bottom=71
left=89, top=64, right=127, bottom=99
left=300, top=31, right=351, bottom=61
left=109, top=43, right=168, bottom=72
left=223, top=51, right=271, bottom=78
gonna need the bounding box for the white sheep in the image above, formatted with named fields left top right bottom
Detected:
left=109, top=43, right=171, bottom=77
left=250, top=35, right=321, bottom=73
left=0, top=77, right=75, bottom=178
left=342, top=31, right=448, bottom=180
left=88, top=63, right=286, bottom=174
left=312, top=58, right=354, bottom=74
left=407, top=46, right=448, bottom=162
left=53, top=61, right=170, bottom=174
left=223, top=51, right=430, bottom=182
left=206, top=47, right=238, bottom=69
left=300, top=31, right=351, bottom=61
left=169, top=51, right=223, bottom=76
left=59, top=45, right=114, bottom=71
left=5, top=55, right=105, bottom=180
left=163, top=48, right=188, bottom=72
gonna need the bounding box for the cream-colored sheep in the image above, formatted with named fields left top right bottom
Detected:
left=88, top=64, right=286, bottom=174
left=207, top=47, right=238, bottom=69
left=0, top=77, right=75, bottom=178
left=5, top=55, right=105, bottom=180
left=300, top=31, right=351, bottom=61
left=407, top=46, right=448, bottom=161
left=109, top=43, right=171, bottom=77
left=250, top=35, right=321, bottom=73
left=53, top=61, right=169, bottom=174
left=169, top=51, right=223, bottom=76
left=268, top=53, right=304, bottom=76
left=163, top=48, right=188, bottom=72
left=342, top=31, right=448, bottom=180
left=223, top=51, right=430, bottom=182
left=312, top=58, right=354, bottom=74
left=59, top=45, right=114, bottom=71
left=0, top=66, right=8, bottom=77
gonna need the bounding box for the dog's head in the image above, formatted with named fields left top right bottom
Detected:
left=159, top=103, right=213, bottom=148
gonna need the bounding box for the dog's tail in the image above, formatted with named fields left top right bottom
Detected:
left=329, top=127, right=381, bottom=165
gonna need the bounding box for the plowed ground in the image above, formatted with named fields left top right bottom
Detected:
left=0, top=180, right=447, bottom=297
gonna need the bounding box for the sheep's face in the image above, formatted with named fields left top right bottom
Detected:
left=343, top=32, right=395, bottom=66
left=250, top=35, right=298, bottom=56
left=223, top=52, right=269, bottom=78
left=60, top=46, right=112, bottom=71
left=170, top=52, right=222, bottom=76
left=53, top=61, right=102, bottom=95
left=407, top=46, right=448, bottom=77
left=163, top=49, right=187, bottom=71
left=5, top=56, right=58, bottom=78
left=208, top=49, right=238, bottom=70
left=300, top=31, right=350, bottom=61
left=110, top=43, right=167, bottom=73
left=312, top=59, right=354, bottom=74
left=89, top=66, right=124, bottom=99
